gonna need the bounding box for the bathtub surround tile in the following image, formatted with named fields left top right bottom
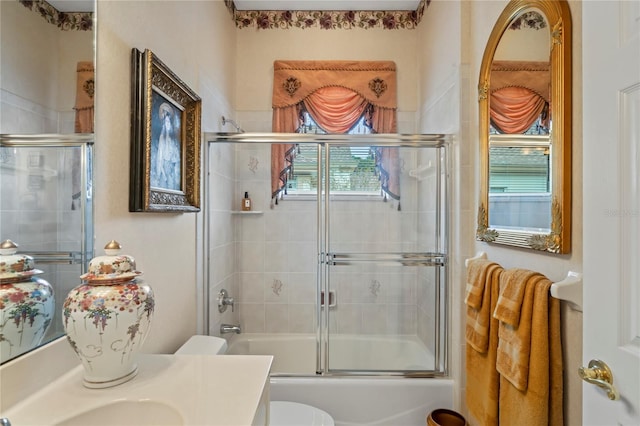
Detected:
left=237, top=214, right=265, bottom=242
left=264, top=242, right=289, bottom=272
left=237, top=241, right=265, bottom=272
left=362, top=304, right=388, bottom=335
left=287, top=242, right=316, bottom=273
left=288, top=304, right=316, bottom=333
left=357, top=275, right=386, bottom=303
left=289, top=273, right=315, bottom=304
left=210, top=244, right=234, bottom=285
left=387, top=274, right=417, bottom=304
left=265, top=303, right=289, bottom=333
left=235, top=148, right=269, bottom=182
left=238, top=272, right=265, bottom=302
left=209, top=143, right=235, bottom=180
left=336, top=304, right=363, bottom=334
left=386, top=304, right=417, bottom=334
left=239, top=303, right=266, bottom=333
left=417, top=306, right=435, bottom=351
left=264, top=210, right=290, bottom=241
left=288, top=211, right=316, bottom=242
left=210, top=211, right=234, bottom=246
left=265, top=274, right=289, bottom=303
left=331, top=272, right=354, bottom=303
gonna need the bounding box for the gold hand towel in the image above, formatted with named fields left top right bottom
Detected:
left=498, top=277, right=563, bottom=426
left=493, top=268, right=540, bottom=327
left=465, top=259, right=499, bottom=310
left=495, top=271, right=546, bottom=391
left=465, top=261, right=502, bottom=353
left=465, top=264, right=502, bottom=426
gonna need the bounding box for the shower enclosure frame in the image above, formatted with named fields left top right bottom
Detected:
left=204, top=132, right=451, bottom=378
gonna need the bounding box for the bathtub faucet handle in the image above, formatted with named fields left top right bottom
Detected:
left=218, top=289, right=235, bottom=313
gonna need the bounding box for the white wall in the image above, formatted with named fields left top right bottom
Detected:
left=95, top=0, right=237, bottom=354
left=415, top=0, right=465, bottom=411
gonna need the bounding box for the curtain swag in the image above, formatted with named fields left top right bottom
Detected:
left=490, top=86, right=548, bottom=134
left=271, top=60, right=400, bottom=209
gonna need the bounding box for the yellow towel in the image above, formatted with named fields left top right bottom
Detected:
left=465, top=259, right=498, bottom=309
left=465, top=261, right=502, bottom=353
left=494, top=271, right=545, bottom=390
left=497, top=276, right=564, bottom=426
left=465, top=263, right=502, bottom=426
left=493, top=268, right=540, bottom=327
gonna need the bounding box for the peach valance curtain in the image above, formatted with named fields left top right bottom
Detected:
left=271, top=60, right=398, bottom=206
left=490, top=60, right=550, bottom=102
left=490, top=61, right=550, bottom=134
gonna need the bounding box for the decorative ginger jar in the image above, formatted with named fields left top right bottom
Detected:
left=0, top=240, right=54, bottom=363
left=63, top=240, right=154, bottom=388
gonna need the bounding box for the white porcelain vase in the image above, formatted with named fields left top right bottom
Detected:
left=0, top=240, right=54, bottom=363
left=63, top=240, right=154, bottom=388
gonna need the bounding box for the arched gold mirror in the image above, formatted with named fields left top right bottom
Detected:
left=476, top=0, right=572, bottom=253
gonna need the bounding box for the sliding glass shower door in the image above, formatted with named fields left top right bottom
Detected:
left=319, top=139, right=449, bottom=376
left=206, top=133, right=449, bottom=377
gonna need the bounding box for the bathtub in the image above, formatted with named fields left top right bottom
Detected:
left=226, top=333, right=454, bottom=426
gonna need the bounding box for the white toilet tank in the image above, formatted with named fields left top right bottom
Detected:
left=175, top=335, right=228, bottom=355
left=175, top=335, right=334, bottom=426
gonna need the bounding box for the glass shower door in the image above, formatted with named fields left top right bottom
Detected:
left=0, top=135, right=94, bottom=362
left=322, top=142, right=448, bottom=375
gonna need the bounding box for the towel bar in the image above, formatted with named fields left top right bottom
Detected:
left=465, top=251, right=583, bottom=311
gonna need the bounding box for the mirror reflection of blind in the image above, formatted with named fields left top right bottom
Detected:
left=290, top=113, right=380, bottom=194
left=489, top=146, right=550, bottom=193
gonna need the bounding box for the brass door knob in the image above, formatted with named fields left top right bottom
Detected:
left=579, top=359, right=620, bottom=400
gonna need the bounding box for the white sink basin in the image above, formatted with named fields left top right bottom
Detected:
left=2, top=354, right=273, bottom=425
left=56, top=400, right=184, bottom=426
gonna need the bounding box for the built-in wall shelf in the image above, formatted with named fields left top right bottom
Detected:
left=231, top=211, right=264, bottom=215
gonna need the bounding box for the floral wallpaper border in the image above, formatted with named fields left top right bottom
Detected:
left=509, top=11, right=547, bottom=30
left=20, top=0, right=93, bottom=31
left=225, top=0, right=430, bottom=30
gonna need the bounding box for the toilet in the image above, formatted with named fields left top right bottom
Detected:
left=176, top=335, right=335, bottom=426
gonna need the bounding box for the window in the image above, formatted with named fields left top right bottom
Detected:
left=287, top=113, right=381, bottom=195
left=488, top=133, right=552, bottom=230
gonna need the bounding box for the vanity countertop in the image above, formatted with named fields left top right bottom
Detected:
left=2, top=354, right=273, bottom=425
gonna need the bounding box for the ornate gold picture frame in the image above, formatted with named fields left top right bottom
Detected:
left=130, top=48, right=201, bottom=212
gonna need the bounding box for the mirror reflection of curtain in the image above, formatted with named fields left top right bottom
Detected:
left=74, top=61, right=95, bottom=133
left=71, top=61, right=94, bottom=209
left=490, top=60, right=549, bottom=134
left=271, top=60, right=398, bottom=207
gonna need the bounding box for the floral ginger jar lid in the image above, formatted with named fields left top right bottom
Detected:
left=0, top=240, right=43, bottom=283
left=80, top=240, right=142, bottom=284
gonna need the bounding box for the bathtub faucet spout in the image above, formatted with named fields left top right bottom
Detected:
left=220, top=323, right=241, bottom=334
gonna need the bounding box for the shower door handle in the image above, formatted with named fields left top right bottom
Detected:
left=321, top=290, right=336, bottom=308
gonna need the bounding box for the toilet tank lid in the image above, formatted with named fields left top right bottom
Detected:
left=176, top=335, right=228, bottom=355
